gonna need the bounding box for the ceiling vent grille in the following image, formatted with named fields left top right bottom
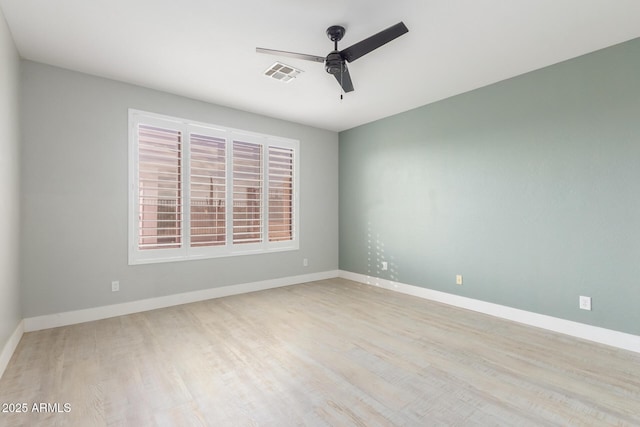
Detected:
left=264, top=62, right=303, bottom=82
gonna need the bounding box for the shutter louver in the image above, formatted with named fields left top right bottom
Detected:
left=268, top=146, right=294, bottom=242
left=137, top=124, right=182, bottom=250
left=190, top=133, right=226, bottom=247
left=233, top=141, right=263, bottom=244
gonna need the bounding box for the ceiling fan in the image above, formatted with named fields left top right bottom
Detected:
left=256, top=22, right=409, bottom=94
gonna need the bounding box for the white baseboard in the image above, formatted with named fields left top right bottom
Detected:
left=0, top=320, right=24, bottom=380
left=24, top=270, right=339, bottom=332
left=339, top=270, right=640, bottom=354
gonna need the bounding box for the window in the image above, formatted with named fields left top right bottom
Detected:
left=129, top=110, right=299, bottom=264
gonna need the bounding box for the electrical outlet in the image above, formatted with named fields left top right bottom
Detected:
left=303, top=258, right=308, bottom=267
left=579, top=296, right=591, bottom=311
left=111, top=281, right=120, bottom=292
left=456, top=275, right=463, bottom=285
left=381, top=261, right=388, bottom=271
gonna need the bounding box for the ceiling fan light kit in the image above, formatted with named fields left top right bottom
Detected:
left=257, top=21, right=409, bottom=94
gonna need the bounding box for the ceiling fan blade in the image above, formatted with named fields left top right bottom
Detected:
left=256, top=47, right=325, bottom=63
left=333, top=62, right=354, bottom=93
left=340, top=22, right=409, bottom=63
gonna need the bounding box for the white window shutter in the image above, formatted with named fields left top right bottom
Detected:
left=232, top=140, right=263, bottom=244
left=190, top=133, right=226, bottom=247
left=268, top=146, right=294, bottom=242
left=137, top=124, right=183, bottom=250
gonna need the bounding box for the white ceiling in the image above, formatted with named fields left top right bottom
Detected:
left=2, top=0, right=640, bottom=132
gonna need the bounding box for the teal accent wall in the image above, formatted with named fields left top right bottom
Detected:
left=339, top=38, right=640, bottom=335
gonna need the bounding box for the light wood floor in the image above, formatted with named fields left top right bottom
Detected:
left=1, top=278, right=639, bottom=426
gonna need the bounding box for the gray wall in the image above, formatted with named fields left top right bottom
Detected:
left=20, top=61, right=339, bottom=318
left=340, top=38, right=640, bottom=335
left=0, top=9, right=21, bottom=349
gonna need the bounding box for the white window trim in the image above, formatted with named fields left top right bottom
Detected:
left=128, top=109, right=300, bottom=265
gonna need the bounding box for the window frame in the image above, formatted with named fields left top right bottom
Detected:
left=128, top=109, right=300, bottom=265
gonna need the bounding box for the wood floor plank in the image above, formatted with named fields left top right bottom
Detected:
left=1, top=278, right=639, bottom=426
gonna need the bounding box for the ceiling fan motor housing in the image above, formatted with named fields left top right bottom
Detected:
left=325, top=51, right=344, bottom=74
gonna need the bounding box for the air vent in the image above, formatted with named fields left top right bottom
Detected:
left=264, top=62, right=303, bottom=82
